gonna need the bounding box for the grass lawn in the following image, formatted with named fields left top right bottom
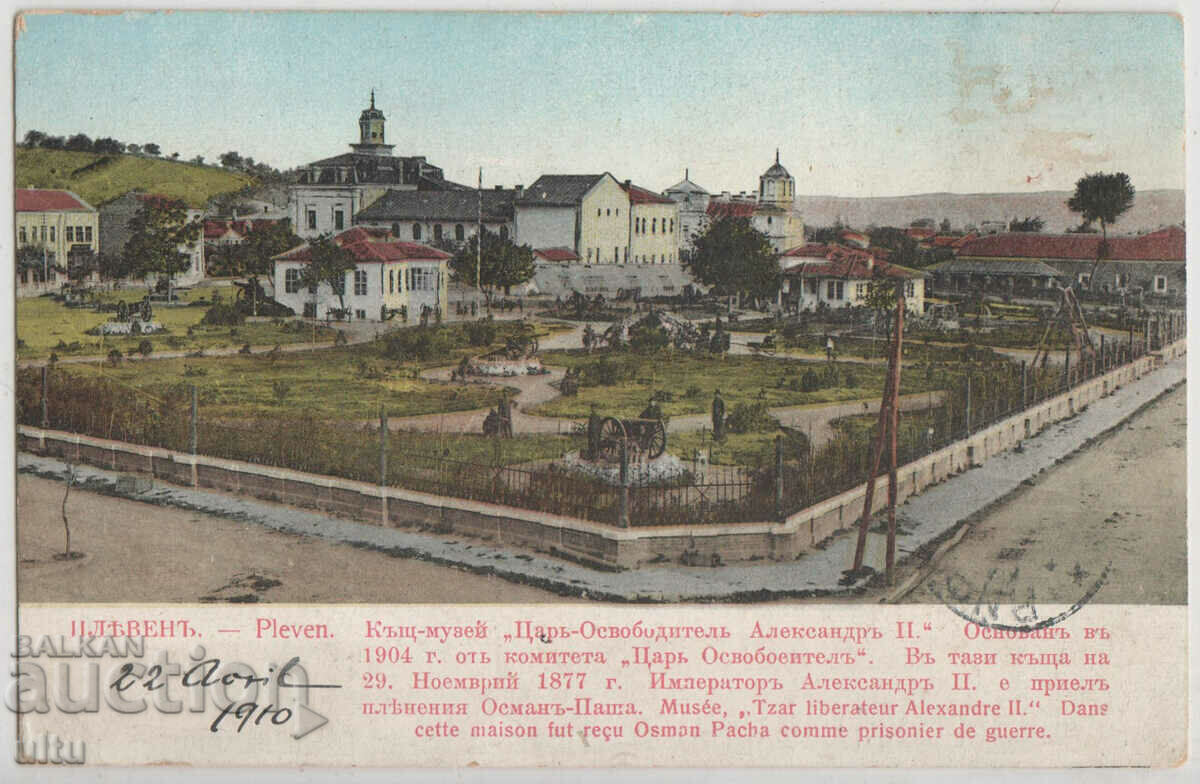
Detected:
left=16, top=294, right=338, bottom=359
left=58, top=346, right=508, bottom=421
left=531, top=350, right=939, bottom=419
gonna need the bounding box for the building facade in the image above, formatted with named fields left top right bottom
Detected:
left=663, top=171, right=710, bottom=253
left=272, top=227, right=449, bottom=321
left=16, top=189, right=100, bottom=296
left=97, top=191, right=206, bottom=289
left=354, top=187, right=517, bottom=247
left=624, top=181, right=679, bottom=264
left=514, top=173, right=637, bottom=264
left=289, top=93, right=462, bottom=239
left=691, top=153, right=806, bottom=254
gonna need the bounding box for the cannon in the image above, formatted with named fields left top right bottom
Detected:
left=503, top=323, right=539, bottom=359
left=596, top=416, right=667, bottom=462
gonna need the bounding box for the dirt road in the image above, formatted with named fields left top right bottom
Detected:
left=903, top=383, right=1186, bottom=604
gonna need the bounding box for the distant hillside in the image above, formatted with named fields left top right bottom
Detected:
left=795, top=189, right=1184, bottom=236
left=14, top=147, right=254, bottom=208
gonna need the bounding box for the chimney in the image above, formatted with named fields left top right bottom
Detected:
left=515, top=185, right=524, bottom=197
left=625, top=179, right=631, bottom=189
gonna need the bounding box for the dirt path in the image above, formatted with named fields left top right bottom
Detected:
left=902, top=383, right=1186, bottom=604
left=16, top=474, right=579, bottom=604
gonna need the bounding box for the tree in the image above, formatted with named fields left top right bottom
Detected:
left=219, top=151, right=243, bottom=169
left=191, top=155, right=205, bottom=166
left=864, top=275, right=900, bottom=351
left=41, top=135, right=65, bottom=149
left=939, top=218, right=952, bottom=232
left=1067, top=172, right=1135, bottom=284
left=126, top=143, right=141, bottom=156
left=448, top=230, right=535, bottom=304
left=124, top=195, right=202, bottom=301
left=143, top=142, right=161, bottom=156
left=685, top=216, right=780, bottom=308
left=22, top=130, right=46, bottom=147
left=1008, top=215, right=1044, bottom=232
left=93, top=137, right=125, bottom=154
left=64, top=133, right=93, bottom=152
left=242, top=219, right=301, bottom=277
left=170, top=152, right=180, bottom=160
left=298, top=233, right=358, bottom=316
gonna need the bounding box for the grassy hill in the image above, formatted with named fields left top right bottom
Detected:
left=14, top=147, right=255, bottom=208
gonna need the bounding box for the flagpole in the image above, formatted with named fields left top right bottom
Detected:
left=477, top=167, right=483, bottom=308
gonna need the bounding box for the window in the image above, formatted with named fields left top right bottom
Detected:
left=597, top=208, right=602, bottom=217
left=826, top=281, right=844, bottom=299
left=433, top=224, right=443, bottom=241
left=285, top=268, right=302, bottom=293
left=1154, top=275, right=1168, bottom=292
left=855, top=283, right=866, bottom=299
left=670, top=219, right=674, bottom=233
left=66, top=226, right=74, bottom=242
left=334, top=210, right=344, bottom=231
left=616, top=208, right=620, bottom=216
left=354, top=269, right=368, bottom=296
left=84, top=226, right=92, bottom=243
left=499, top=225, right=509, bottom=240
left=606, top=208, right=611, bottom=216
left=389, top=269, right=395, bottom=294
left=332, top=274, right=345, bottom=296
left=455, top=224, right=464, bottom=241
left=412, top=223, right=422, bottom=240
left=767, top=216, right=773, bottom=225
left=905, top=281, right=915, bottom=297
left=1114, top=273, right=1128, bottom=289
left=651, top=218, right=657, bottom=234
left=18, top=227, right=26, bottom=244
left=356, top=309, right=367, bottom=320
left=614, top=246, right=619, bottom=262
left=1077, top=273, right=1090, bottom=287
left=410, top=266, right=437, bottom=291
left=307, top=210, right=317, bottom=230
left=40, top=226, right=46, bottom=241
left=587, top=248, right=592, bottom=262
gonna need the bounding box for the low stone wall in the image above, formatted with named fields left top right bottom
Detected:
left=18, top=340, right=1183, bottom=570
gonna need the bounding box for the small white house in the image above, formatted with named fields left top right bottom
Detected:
left=780, top=243, right=927, bottom=313
left=272, top=227, right=449, bottom=321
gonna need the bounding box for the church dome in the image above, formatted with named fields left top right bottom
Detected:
left=762, top=149, right=791, bottom=179
left=359, top=91, right=385, bottom=122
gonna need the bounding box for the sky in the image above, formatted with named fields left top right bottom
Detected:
left=13, top=10, right=1185, bottom=198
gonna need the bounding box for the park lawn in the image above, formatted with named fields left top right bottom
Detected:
left=388, top=431, right=585, bottom=467
left=16, top=296, right=338, bottom=359
left=669, top=429, right=782, bottom=467
left=59, top=348, right=508, bottom=421
left=531, top=350, right=936, bottom=419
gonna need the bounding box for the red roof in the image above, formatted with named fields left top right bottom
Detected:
left=707, top=200, right=758, bottom=219
left=905, top=227, right=936, bottom=240
left=16, top=189, right=92, bottom=212
left=957, top=227, right=1184, bottom=262
left=204, top=219, right=244, bottom=239
left=620, top=182, right=675, bottom=205
left=781, top=243, right=920, bottom=280
left=275, top=227, right=449, bottom=264
left=534, top=247, right=580, bottom=262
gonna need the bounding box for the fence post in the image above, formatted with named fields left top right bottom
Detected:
left=40, top=365, right=48, bottom=429
left=618, top=441, right=630, bottom=528
left=774, top=434, right=784, bottom=521
left=379, top=407, right=388, bottom=526
left=1099, top=334, right=1105, bottom=372
left=1063, top=345, right=1071, bottom=390
left=189, top=385, right=198, bottom=455
left=965, top=376, right=971, bottom=436
left=1020, top=360, right=1027, bottom=410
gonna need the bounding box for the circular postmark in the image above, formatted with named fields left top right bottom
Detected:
left=927, top=561, right=1111, bottom=632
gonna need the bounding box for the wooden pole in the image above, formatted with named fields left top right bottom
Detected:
left=885, top=294, right=905, bottom=586
left=774, top=434, right=784, bottom=521
left=851, top=343, right=895, bottom=571
left=40, top=365, right=48, bottom=429
left=618, top=440, right=630, bottom=528
left=190, top=385, right=198, bottom=455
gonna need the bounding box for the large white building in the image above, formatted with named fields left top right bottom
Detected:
left=272, top=227, right=449, bottom=321
left=288, top=93, right=465, bottom=239
left=779, top=242, right=927, bottom=314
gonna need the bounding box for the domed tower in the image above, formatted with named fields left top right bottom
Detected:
left=351, top=90, right=395, bottom=157
left=759, top=149, right=794, bottom=207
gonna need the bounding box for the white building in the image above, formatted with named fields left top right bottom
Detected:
left=288, top=93, right=464, bottom=239
left=663, top=170, right=710, bottom=253
left=779, top=242, right=927, bottom=313
left=689, top=153, right=806, bottom=254
left=272, top=227, right=449, bottom=321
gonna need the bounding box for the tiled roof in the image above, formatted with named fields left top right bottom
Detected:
left=930, top=258, right=1065, bottom=278
left=356, top=188, right=516, bottom=222
left=533, top=247, right=580, bottom=262
left=621, top=182, right=675, bottom=205
left=274, top=227, right=450, bottom=264
left=17, top=189, right=94, bottom=212
left=956, top=227, right=1184, bottom=262
left=706, top=200, right=757, bottom=219
left=518, top=175, right=605, bottom=206
left=781, top=243, right=927, bottom=280
left=665, top=177, right=709, bottom=196
left=905, top=227, right=936, bottom=240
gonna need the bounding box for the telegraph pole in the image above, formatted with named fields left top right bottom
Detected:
left=477, top=167, right=484, bottom=310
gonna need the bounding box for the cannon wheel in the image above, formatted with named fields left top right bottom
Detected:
left=645, top=418, right=667, bottom=459
left=598, top=417, right=627, bottom=462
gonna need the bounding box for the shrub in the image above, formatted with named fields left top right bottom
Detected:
left=130, top=321, right=142, bottom=335
left=239, top=343, right=252, bottom=355
left=382, top=327, right=454, bottom=362
left=201, top=303, right=244, bottom=326
left=464, top=318, right=497, bottom=347
left=48, top=352, right=59, bottom=364
left=843, top=371, right=858, bottom=388
left=137, top=339, right=153, bottom=357
left=685, top=384, right=703, bottom=399
left=727, top=401, right=775, bottom=434
left=272, top=380, right=291, bottom=405
left=800, top=369, right=822, bottom=392
left=335, top=330, right=348, bottom=346
left=107, top=349, right=123, bottom=366
left=629, top=323, right=671, bottom=353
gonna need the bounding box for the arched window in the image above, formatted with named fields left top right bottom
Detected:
left=412, top=223, right=421, bottom=240
left=433, top=224, right=443, bottom=241
left=455, top=224, right=465, bottom=241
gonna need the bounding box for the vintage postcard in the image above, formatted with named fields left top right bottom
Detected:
left=3, top=5, right=1192, bottom=775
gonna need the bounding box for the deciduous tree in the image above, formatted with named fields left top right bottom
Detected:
left=448, top=230, right=535, bottom=305
left=1067, top=172, right=1135, bottom=284
left=298, top=233, right=358, bottom=316
left=124, top=196, right=202, bottom=301
left=685, top=216, right=780, bottom=308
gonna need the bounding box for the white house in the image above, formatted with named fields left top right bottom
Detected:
left=272, top=227, right=450, bottom=321
left=780, top=242, right=927, bottom=313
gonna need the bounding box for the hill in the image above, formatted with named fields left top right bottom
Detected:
left=794, top=189, right=1184, bottom=236
left=14, top=147, right=255, bottom=208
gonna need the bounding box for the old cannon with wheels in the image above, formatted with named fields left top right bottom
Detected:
left=595, top=416, right=667, bottom=462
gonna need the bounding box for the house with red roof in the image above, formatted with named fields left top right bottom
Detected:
left=938, top=227, right=1185, bottom=299
left=97, top=191, right=206, bottom=289
left=698, top=153, right=806, bottom=254
left=272, top=226, right=450, bottom=321
left=779, top=243, right=928, bottom=313
left=16, top=188, right=99, bottom=296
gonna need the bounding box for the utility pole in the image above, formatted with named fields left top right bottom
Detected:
left=477, top=167, right=484, bottom=311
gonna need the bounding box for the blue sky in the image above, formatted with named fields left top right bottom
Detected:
left=14, top=11, right=1184, bottom=197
